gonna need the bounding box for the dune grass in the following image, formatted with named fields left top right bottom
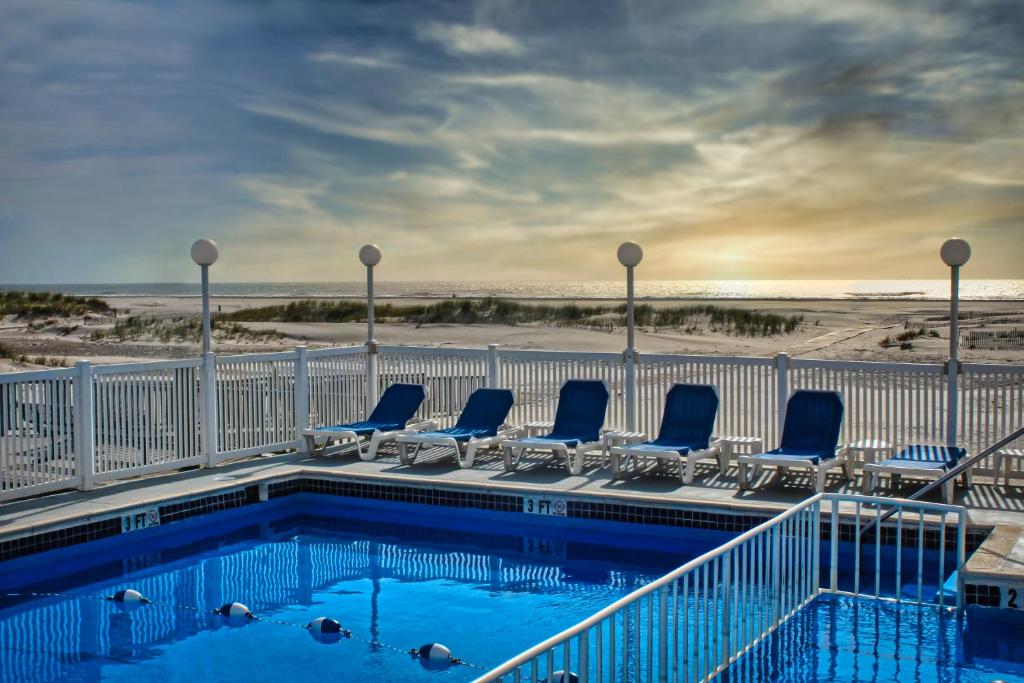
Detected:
left=879, top=327, right=940, bottom=348
left=222, top=298, right=804, bottom=337
left=0, top=342, right=68, bottom=367
left=92, top=316, right=283, bottom=344
left=0, top=291, right=112, bottom=318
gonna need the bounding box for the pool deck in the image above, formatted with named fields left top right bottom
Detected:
left=3, top=445, right=1024, bottom=540
left=962, top=525, right=1024, bottom=595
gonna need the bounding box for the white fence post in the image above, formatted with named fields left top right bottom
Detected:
left=74, top=360, right=96, bottom=491
left=775, top=352, right=790, bottom=438
left=294, top=345, right=309, bottom=452
left=201, top=351, right=218, bottom=466
left=366, top=341, right=379, bottom=409
left=487, top=344, right=500, bottom=388
left=625, top=349, right=637, bottom=431
left=946, top=359, right=959, bottom=447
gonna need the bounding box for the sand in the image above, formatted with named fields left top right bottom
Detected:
left=1, top=295, right=1022, bottom=372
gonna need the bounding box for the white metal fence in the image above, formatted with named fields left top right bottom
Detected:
left=475, top=494, right=966, bottom=683
left=307, top=346, right=367, bottom=432
left=377, top=345, right=488, bottom=427
left=637, top=354, right=779, bottom=444
left=0, top=367, right=79, bottom=498
left=498, top=350, right=626, bottom=428
left=961, top=363, right=1024, bottom=470
left=214, top=352, right=299, bottom=462
left=788, top=358, right=948, bottom=454
left=1, top=344, right=1022, bottom=501
left=92, top=359, right=203, bottom=481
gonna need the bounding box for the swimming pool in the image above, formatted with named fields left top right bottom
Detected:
left=726, top=594, right=1024, bottom=682
left=0, top=492, right=1017, bottom=683
left=0, top=494, right=733, bottom=682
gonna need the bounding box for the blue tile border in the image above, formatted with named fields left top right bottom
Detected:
left=267, top=478, right=521, bottom=512
left=964, top=583, right=1001, bottom=607
left=159, top=487, right=260, bottom=524
left=0, top=517, right=122, bottom=562
left=0, top=475, right=992, bottom=564
left=269, top=477, right=991, bottom=550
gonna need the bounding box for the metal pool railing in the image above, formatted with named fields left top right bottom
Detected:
left=474, top=493, right=966, bottom=683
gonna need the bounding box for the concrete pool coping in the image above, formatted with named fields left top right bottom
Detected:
left=3, top=444, right=1022, bottom=540
left=963, top=525, right=1024, bottom=582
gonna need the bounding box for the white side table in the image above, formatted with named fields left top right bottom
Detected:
left=523, top=421, right=554, bottom=436
left=603, top=430, right=646, bottom=470
left=995, top=448, right=1024, bottom=486
left=715, top=435, right=764, bottom=475
left=843, top=440, right=892, bottom=493
left=843, top=440, right=892, bottom=466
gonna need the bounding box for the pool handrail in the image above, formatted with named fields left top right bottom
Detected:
left=474, top=492, right=966, bottom=683
left=473, top=494, right=821, bottom=682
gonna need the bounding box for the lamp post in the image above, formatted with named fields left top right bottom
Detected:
left=617, top=241, right=644, bottom=431
left=359, top=244, right=382, bottom=407
left=190, top=239, right=219, bottom=355
left=940, top=237, right=970, bottom=447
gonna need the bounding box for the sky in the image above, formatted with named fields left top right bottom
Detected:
left=1, top=0, right=1022, bottom=284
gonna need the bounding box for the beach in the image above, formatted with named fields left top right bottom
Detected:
left=2, top=293, right=1022, bottom=373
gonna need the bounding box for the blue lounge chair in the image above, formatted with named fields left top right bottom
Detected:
left=609, top=383, right=721, bottom=484
left=396, top=388, right=520, bottom=468
left=861, top=444, right=969, bottom=503
left=501, top=379, right=609, bottom=475
left=737, top=390, right=848, bottom=492
left=301, top=383, right=433, bottom=460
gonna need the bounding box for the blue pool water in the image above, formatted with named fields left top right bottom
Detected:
left=0, top=495, right=728, bottom=682
left=726, top=595, right=1024, bottom=682
left=0, top=495, right=1020, bottom=682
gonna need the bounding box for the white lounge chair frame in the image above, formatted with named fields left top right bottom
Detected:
left=501, top=436, right=604, bottom=475
left=862, top=458, right=971, bottom=504
left=737, top=448, right=851, bottom=493
left=396, top=426, right=525, bottom=468
left=609, top=441, right=725, bottom=485
left=302, top=418, right=438, bottom=461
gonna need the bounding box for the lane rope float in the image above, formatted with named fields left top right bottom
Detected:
left=4, top=589, right=486, bottom=670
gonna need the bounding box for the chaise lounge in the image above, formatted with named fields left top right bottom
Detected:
left=396, top=388, right=519, bottom=468
left=609, top=383, right=722, bottom=484
left=861, top=444, right=969, bottom=503
left=500, top=379, right=609, bottom=475
left=737, top=390, right=849, bottom=492
left=302, top=383, right=433, bottom=460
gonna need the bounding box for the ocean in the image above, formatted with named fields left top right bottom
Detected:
left=1, top=280, right=1022, bottom=301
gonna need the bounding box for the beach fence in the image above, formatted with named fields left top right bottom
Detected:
left=961, top=329, right=1024, bottom=351
left=2, top=345, right=1023, bottom=501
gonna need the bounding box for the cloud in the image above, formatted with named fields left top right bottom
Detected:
left=416, top=21, right=523, bottom=56
left=308, top=50, right=401, bottom=69
left=1, top=0, right=1022, bottom=283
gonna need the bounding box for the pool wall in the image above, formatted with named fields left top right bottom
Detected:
left=0, top=473, right=999, bottom=602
